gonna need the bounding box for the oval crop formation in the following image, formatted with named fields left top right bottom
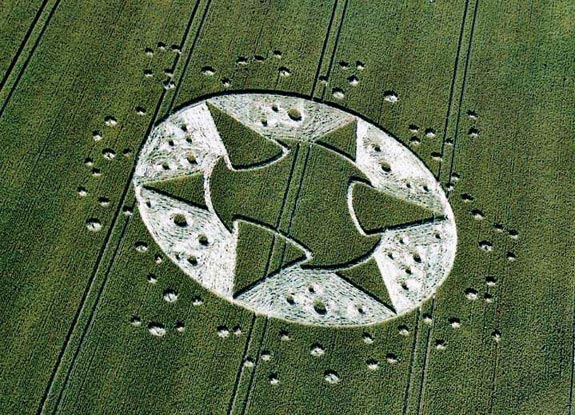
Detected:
left=134, top=93, right=457, bottom=326
left=0, top=1, right=573, bottom=415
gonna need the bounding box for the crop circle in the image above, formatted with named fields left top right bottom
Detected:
left=133, top=93, right=456, bottom=326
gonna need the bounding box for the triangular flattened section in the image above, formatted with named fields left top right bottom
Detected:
left=282, top=240, right=308, bottom=268
left=268, top=238, right=287, bottom=276
left=207, top=102, right=283, bottom=169
left=234, top=221, right=307, bottom=297
left=268, top=237, right=307, bottom=276
left=352, top=182, right=437, bottom=234
left=337, top=258, right=395, bottom=313
left=144, top=173, right=207, bottom=210
left=315, top=119, right=357, bottom=161
left=233, top=221, right=275, bottom=297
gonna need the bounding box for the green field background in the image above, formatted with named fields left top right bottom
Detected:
left=1, top=1, right=574, bottom=414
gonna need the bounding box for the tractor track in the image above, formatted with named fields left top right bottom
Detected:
left=35, top=1, right=210, bottom=412
left=223, top=4, right=305, bottom=411
left=445, top=0, right=481, bottom=184
left=225, top=313, right=257, bottom=415
left=234, top=2, right=348, bottom=411
left=402, top=309, right=421, bottom=415
left=238, top=316, right=270, bottom=415
left=310, top=0, right=340, bottom=98
left=319, top=0, right=349, bottom=103
left=0, top=0, right=62, bottom=120
left=434, top=0, right=471, bottom=182
left=33, top=0, right=134, bottom=412
left=415, top=299, right=436, bottom=415
left=0, top=0, right=132, bottom=279
left=0, top=0, right=51, bottom=96
left=169, top=0, right=211, bottom=111
left=402, top=0, right=480, bottom=413
left=484, top=148, right=515, bottom=414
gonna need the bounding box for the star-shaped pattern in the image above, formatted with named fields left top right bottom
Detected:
left=144, top=102, right=441, bottom=313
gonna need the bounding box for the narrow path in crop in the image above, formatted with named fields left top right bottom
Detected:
left=432, top=4, right=481, bottom=413
left=32, top=2, right=140, bottom=403
left=413, top=0, right=477, bottom=403
left=402, top=310, right=421, bottom=415
left=233, top=3, right=349, bottom=412
left=34, top=0, right=135, bottom=412
left=415, top=299, right=436, bottom=415
left=220, top=4, right=306, bottom=412
left=36, top=2, right=212, bottom=413
left=231, top=32, right=316, bottom=411
left=237, top=316, right=270, bottom=415
left=478, top=222, right=504, bottom=415
left=439, top=3, right=520, bottom=411
left=485, top=210, right=512, bottom=415
left=0, top=0, right=61, bottom=120
left=310, top=0, right=340, bottom=99
left=26, top=0, right=144, bottom=181
left=227, top=136, right=300, bottom=415
left=225, top=313, right=257, bottom=415
left=444, top=0, right=481, bottom=185
left=318, top=0, right=349, bottom=102
left=434, top=0, right=470, bottom=181
left=264, top=0, right=350, bottom=274
left=400, top=1, right=480, bottom=413
left=487, top=340, right=502, bottom=414
left=50, top=2, right=213, bottom=410
left=168, top=0, right=212, bottom=110
left=49, top=194, right=133, bottom=413
left=0, top=0, right=52, bottom=97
